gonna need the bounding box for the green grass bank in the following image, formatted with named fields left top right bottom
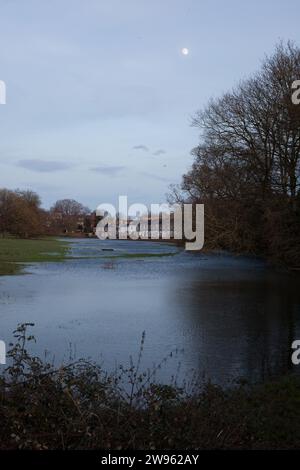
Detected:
left=0, top=238, right=70, bottom=275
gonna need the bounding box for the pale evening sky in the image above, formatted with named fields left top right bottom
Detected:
left=0, top=0, right=299, bottom=209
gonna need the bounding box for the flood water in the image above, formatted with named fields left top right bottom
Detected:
left=0, top=238, right=300, bottom=386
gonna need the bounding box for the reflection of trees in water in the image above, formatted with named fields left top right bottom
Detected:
left=169, top=268, right=300, bottom=385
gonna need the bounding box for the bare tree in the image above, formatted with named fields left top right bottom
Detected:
left=190, top=42, right=300, bottom=202
left=172, top=42, right=300, bottom=264
left=50, top=199, right=90, bottom=233
left=0, top=189, right=43, bottom=237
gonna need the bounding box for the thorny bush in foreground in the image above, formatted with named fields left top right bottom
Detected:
left=1, top=323, right=300, bottom=450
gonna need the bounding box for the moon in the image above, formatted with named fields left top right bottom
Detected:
left=181, top=47, right=189, bottom=56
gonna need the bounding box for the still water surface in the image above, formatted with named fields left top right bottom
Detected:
left=0, top=238, right=299, bottom=386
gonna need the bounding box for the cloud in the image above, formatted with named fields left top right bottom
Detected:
left=139, top=171, right=172, bottom=183
left=90, top=165, right=126, bottom=177
left=132, top=145, right=149, bottom=152
left=17, top=159, right=73, bottom=172
left=153, top=149, right=166, bottom=156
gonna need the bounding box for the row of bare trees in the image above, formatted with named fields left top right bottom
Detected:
left=0, top=190, right=90, bottom=237
left=171, top=42, right=300, bottom=265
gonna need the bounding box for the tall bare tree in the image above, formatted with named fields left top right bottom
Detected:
left=50, top=199, right=90, bottom=233
left=173, top=42, right=300, bottom=264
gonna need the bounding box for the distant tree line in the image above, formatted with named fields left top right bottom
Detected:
left=0, top=189, right=92, bottom=238
left=170, top=42, right=300, bottom=266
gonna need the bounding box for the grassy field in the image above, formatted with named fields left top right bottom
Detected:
left=0, top=238, right=70, bottom=275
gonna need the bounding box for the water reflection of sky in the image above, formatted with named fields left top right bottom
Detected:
left=0, top=238, right=299, bottom=387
